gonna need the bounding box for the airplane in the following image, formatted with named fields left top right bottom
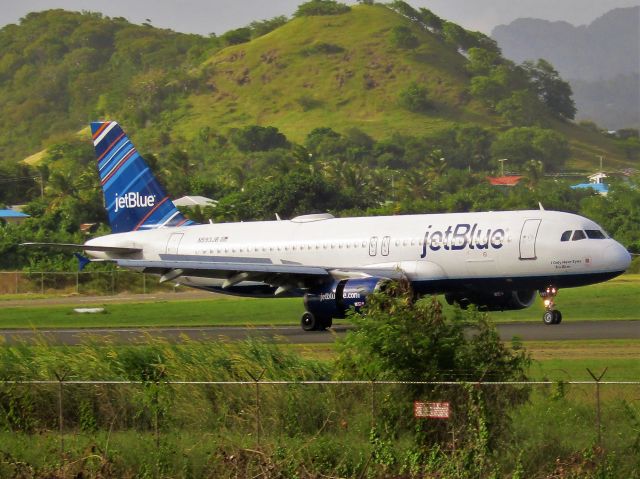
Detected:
left=24, top=121, right=632, bottom=330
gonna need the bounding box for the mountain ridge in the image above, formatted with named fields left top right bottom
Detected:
left=492, top=6, right=640, bottom=128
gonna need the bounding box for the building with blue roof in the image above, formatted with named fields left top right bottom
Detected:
left=571, top=172, right=609, bottom=196
left=0, top=209, right=30, bottom=224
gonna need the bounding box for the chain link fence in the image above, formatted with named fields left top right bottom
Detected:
left=0, top=271, right=183, bottom=296
left=0, top=380, right=638, bottom=472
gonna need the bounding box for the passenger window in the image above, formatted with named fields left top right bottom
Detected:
left=585, top=230, right=606, bottom=239
left=572, top=230, right=586, bottom=241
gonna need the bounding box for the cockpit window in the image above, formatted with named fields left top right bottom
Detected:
left=560, top=231, right=572, bottom=242
left=585, top=229, right=606, bottom=239
left=572, top=230, right=586, bottom=241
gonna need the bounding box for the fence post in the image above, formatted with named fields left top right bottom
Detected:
left=75, top=271, right=79, bottom=294
left=247, top=369, right=266, bottom=447
left=143, top=273, right=147, bottom=294
left=111, top=270, right=115, bottom=295
left=154, top=381, right=160, bottom=450
left=586, top=367, right=607, bottom=447
left=369, top=377, right=377, bottom=429
left=54, top=371, right=68, bottom=459
left=15, top=271, right=19, bottom=294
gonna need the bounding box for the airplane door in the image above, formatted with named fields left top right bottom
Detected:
left=381, top=236, right=390, bottom=256
left=369, top=236, right=378, bottom=256
left=519, top=219, right=541, bottom=260
left=166, top=233, right=183, bottom=255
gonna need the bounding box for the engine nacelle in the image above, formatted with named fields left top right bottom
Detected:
left=445, top=289, right=536, bottom=311
left=304, top=277, right=384, bottom=319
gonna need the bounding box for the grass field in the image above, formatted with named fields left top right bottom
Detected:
left=0, top=275, right=637, bottom=329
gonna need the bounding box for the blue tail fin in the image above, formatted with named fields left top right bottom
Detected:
left=91, top=121, right=195, bottom=233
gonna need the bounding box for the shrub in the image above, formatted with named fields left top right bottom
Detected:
left=300, top=42, right=345, bottom=56
left=391, top=25, right=419, bottom=49
left=399, top=81, right=431, bottom=112
left=294, top=0, right=351, bottom=17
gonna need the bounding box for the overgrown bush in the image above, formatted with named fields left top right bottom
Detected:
left=390, top=25, right=419, bottom=49
left=399, top=81, right=431, bottom=112
left=335, top=282, right=531, bottom=452
left=294, top=0, right=351, bottom=17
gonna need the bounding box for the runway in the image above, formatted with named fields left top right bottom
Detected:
left=1, top=320, right=639, bottom=345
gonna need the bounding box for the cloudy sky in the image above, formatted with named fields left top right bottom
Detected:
left=1, top=0, right=638, bottom=35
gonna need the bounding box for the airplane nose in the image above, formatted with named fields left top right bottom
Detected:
left=606, top=242, right=632, bottom=272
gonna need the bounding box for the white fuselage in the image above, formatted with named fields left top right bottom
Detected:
left=86, top=209, right=631, bottom=294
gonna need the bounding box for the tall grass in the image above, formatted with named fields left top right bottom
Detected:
left=0, top=339, right=638, bottom=478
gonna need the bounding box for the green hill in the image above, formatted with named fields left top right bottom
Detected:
left=0, top=9, right=215, bottom=160
left=0, top=3, right=635, bottom=172
left=178, top=4, right=491, bottom=142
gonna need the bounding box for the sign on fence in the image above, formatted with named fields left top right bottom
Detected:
left=414, top=401, right=450, bottom=419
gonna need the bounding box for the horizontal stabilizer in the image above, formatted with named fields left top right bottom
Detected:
left=21, top=242, right=142, bottom=254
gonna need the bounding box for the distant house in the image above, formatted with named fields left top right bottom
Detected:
left=173, top=196, right=218, bottom=208
left=487, top=175, right=524, bottom=187
left=0, top=209, right=30, bottom=224
left=571, top=172, right=609, bottom=196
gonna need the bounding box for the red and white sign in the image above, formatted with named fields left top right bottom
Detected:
left=414, top=401, right=450, bottom=419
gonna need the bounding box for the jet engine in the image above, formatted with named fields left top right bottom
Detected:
left=444, top=289, right=536, bottom=311
left=302, top=277, right=385, bottom=330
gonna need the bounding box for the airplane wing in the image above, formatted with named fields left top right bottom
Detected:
left=115, top=258, right=402, bottom=291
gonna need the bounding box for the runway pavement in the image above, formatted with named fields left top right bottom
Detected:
left=1, top=320, right=639, bottom=345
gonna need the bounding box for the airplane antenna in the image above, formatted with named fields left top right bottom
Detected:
left=538, top=202, right=545, bottom=211
left=275, top=213, right=282, bottom=221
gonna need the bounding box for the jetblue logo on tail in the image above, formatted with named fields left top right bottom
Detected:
left=114, top=192, right=156, bottom=212
left=91, top=120, right=196, bottom=233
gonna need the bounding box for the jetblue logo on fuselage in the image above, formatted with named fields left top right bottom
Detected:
left=114, top=192, right=156, bottom=213
left=420, top=223, right=505, bottom=258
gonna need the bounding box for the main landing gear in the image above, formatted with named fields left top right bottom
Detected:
left=301, top=312, right=333, bottom=331
left=540, top=286, right=562, bottom=325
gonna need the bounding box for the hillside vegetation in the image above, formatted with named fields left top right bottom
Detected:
left=0, top=3, right=634, bottom=170
left=0, top=1, right=639, bottom=271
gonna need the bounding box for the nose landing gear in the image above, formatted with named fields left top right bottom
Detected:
left=540, top=287, right=562, bottom=325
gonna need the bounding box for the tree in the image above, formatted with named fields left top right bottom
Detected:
left=418, top=8, right=443, bottom=33
left=230, top=125, right=289, bottom=152
left=249, top=16, right=287, bottom=38
left=466, top=47, right=501, bottom=76
left=390, top=25, right=419, bottom=49
left=491, top=127, right=570, bottom=172
left=496, top=89, right=544, bottom=126
left=522, top=59, right=576, bottom=120
left=220, top=27, right=251, bottom=46
left=294, top=0, right=351, bottom=17
left=399, top=82, right=430, bottom=112
left=469, top=75, right=503, bottom=108
left=305, top=127, right=344, bottom=157
left=335, top=283, right=530, bottom=449
left=452, top=125, right=494, bottom=171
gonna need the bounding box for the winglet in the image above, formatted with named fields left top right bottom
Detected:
left=74, top=253, right=92, bottom=271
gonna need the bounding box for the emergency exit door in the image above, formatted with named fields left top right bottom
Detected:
left=519, top=219, right=541, bottom=260
left=166, top=233, right=183, bottom=255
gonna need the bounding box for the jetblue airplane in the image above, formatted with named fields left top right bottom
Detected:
left=25, top=122, right=632, bottom=330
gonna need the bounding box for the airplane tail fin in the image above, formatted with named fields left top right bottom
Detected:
left=90, top=121, right=195, bottom=233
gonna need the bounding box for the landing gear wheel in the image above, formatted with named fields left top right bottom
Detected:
left=543, top=310, right=555, bottom=325
left=321, top=317, right=333, bottom=330
left=540, top=286, right=562, bottom=325
left=301, top=312, right=318, bottom=331
left=553, top=310, right=562, bottom=324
